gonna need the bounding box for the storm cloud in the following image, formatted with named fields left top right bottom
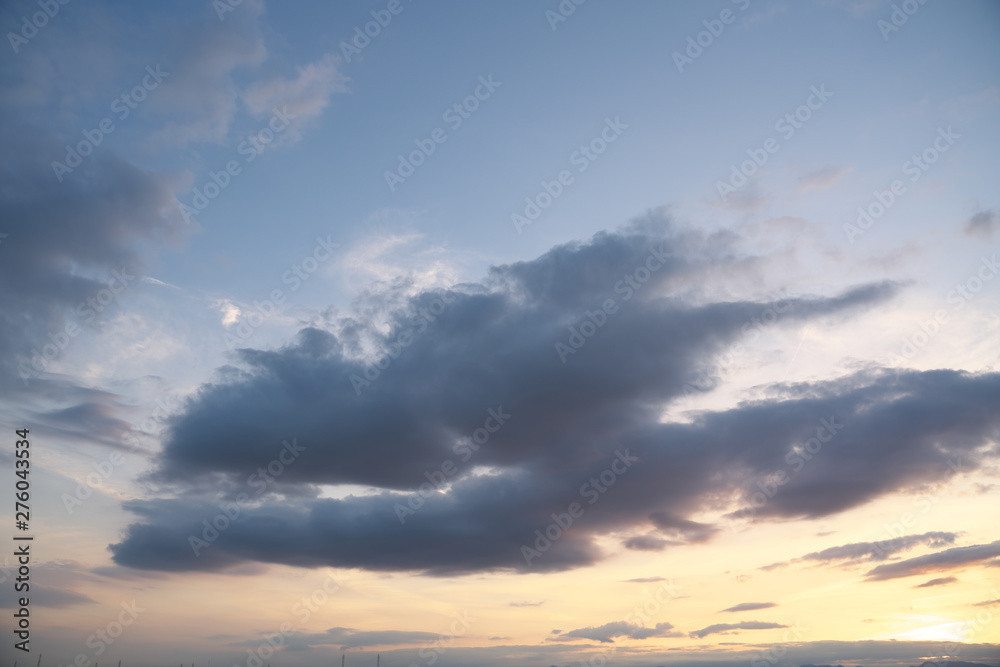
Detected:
left=107, top=227, right=1000, bottom=576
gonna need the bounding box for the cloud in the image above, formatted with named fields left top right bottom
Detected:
left=241, top=52, right=347, bottom=143
left=29, top=400, right=133, bottom=449
left=689, top=621, right=787, bottom=639
left=0, top=0, right=343, bottom=449
left=105, top=223, right=1000, bottom=576
left=549, top=621, right=679, bottom=643
left=964, top=210, right=998, bottom=240
left=865, top=540, right=1000, bottom=581
left=510, top=601, right=545, bottom=607
left=143, top=0, right=269, bottom=148
left=0, top=122, right=188, bottom=401
left=0, top=561, right=97, bottom=608
left=973, top=599, right=1000, bottom=607
left=336, top=226, right=466, bottom=300
left=623, top=534, right=672, bottom=551
left=712, top=181, right=771, bottom=214
left=218, top=300, right=243, bottom=327
left=763, top=532, right=959, bottom=570
left=914, top=576, right=958, bottom=588
left=280, top=627, right=446, bottom=651
left=623, top=577, right=666, bottom=583
left=795, top=166, right=852, bottom=195
left=721, top=602, right=777, bottom=613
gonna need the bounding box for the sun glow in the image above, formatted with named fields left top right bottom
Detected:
left=882, top=616, right=969, bottom=642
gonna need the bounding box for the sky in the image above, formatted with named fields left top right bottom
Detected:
left=1, top=1, right=999, bottom=666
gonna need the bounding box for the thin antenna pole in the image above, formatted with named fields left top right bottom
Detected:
left=36, top=656, right=42, bottom=667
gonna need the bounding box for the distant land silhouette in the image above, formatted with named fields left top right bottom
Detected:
left=799, top=662, right=1000, bottom=667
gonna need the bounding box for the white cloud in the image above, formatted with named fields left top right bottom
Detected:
left=241, top=52, right=348, bottom=143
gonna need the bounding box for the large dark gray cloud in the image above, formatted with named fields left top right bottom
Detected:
left=0, top=125, right=186, bottom=397
left=106, top=226, right=1000, bottom=576
left=0, top=0, right=302, bottom=427
left=0, top=2, right=193, bottom=417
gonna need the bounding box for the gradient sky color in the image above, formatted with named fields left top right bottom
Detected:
left=1, top=1, right=999, bottom=667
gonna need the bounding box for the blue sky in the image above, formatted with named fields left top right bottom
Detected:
left=1, top=1, right=999, bottom=666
